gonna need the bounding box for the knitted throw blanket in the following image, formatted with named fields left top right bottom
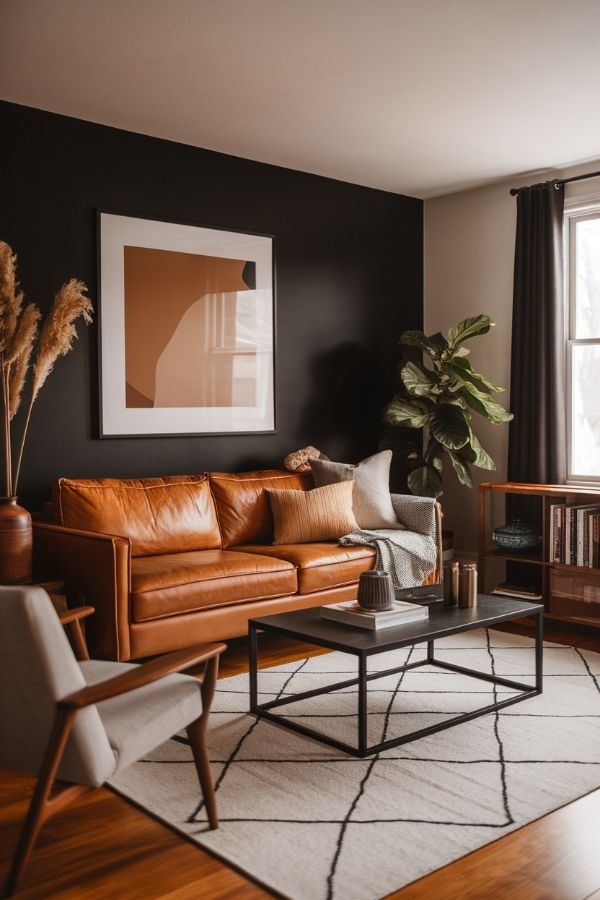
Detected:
left=339, top=494, right=438, bottom=589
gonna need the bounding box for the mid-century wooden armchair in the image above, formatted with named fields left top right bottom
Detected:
left=0, top=585, right=226, bottom=897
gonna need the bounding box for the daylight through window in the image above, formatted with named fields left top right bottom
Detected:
left=566, top=203, right=600, bottom=479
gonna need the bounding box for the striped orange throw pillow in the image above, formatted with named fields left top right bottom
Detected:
left=267, top=481, right=359, bottom=544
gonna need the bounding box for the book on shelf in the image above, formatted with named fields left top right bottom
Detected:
left=576, top=505, right=600, bottom=567
left=321, top=599, right=428, bottom=631
left=490, top=583, right=543, bottom=601
left=548, top=503, right=600, bottom=567
left=549, top=503, right=566, bottom=564
left=591, top=513, right=600, bottom=570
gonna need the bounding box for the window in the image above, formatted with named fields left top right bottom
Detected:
left=566, top=202, right=600, bottom=480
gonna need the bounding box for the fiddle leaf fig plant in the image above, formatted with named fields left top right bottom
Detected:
left=383, top=314, right=513, bottom=497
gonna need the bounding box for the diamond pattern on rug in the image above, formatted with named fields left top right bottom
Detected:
left=111, top=628, right=600, bottom=900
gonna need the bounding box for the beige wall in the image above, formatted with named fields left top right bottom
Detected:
left=424, top=161, right=600, bottom=555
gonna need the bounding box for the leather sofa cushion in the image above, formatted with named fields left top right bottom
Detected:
left=237, top=542, right=376, bottom=594
left=209, top=469, right=312, bottom=548
left=54, top=476, right=221, bottom=557
left=131, top=549, right=297, bottom=622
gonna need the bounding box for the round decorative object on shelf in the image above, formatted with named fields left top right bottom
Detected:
left=492, top=519, right=541, bottom=552
left=0, top=497, right=32, bottom=584
left=357, top=570, right=395, bottom=611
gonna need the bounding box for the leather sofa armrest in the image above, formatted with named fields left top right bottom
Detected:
left=33, top=522, right=132, bottom=661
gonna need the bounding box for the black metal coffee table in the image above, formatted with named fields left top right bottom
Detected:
left=248, top=595, right=543, bottom=757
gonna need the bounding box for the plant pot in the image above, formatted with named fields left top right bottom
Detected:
left=0, top=497, right=32, bottom=584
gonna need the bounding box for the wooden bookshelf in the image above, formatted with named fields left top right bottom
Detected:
left=478, top=482, right=600, bottom=628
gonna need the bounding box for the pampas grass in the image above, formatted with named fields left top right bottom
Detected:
left=8, top=304, right=40, bottom=419
left=32, top=280, right=93, bottom=401
left=0, top=242, right=23, bottom=354
left=0, top=241, right=92, bottom=497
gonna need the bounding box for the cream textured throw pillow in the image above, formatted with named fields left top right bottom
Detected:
left=310, top=450, right=402, bottom=530
left=267, top=481, right=359, bottom=544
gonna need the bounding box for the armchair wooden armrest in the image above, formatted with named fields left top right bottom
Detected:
left=58, top=606, right=95, bottom=626
left=58, top=606, right=96, bottom=662
left=60, top=642, right=227, bottom=710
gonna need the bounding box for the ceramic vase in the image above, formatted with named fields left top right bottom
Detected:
left=0, top=497, right=32, bottom=584
left=357, top=570, right=395, bottom=611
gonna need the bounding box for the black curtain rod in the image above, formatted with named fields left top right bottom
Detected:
left=509, top=169, right=600, bottom=196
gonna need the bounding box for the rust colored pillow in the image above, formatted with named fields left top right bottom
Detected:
left=267, top=481, right=359, bottom=544
left=54, top=475, right=222, bottom=556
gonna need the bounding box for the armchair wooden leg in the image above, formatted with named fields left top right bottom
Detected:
left=186, top=718, right=218, bottom=830
left=4, top=708, right=87, bottom=897
left=186, top=655, right=220, bottom=830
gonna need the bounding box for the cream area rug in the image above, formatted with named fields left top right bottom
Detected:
left=111, top=629, right=600, bottom=900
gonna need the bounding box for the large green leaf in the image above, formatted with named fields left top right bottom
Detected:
left=468, top=428, right=496, bottom=470
left=383, top=397, right=431, bottom=428
left=430, top=404, right=470, bottom=450
left=400, top=362, right=437, bottom=397
left=447, top=450, right=473, bottom=487
left=448, top=356, right=505, bottom=393
left=400, top=330, right=448, bottom=359
left=408, top=464, right=443, bottom=498
left=428, top=331, right=449, bottom=357
left=399, top=344, right=425, bottom=369
left=447, top=314, right=494, bottom=349
left=462, top=381, right=513, bottom=423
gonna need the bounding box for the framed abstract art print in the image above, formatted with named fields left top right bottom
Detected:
left=98, top=211, right=275, bottom=436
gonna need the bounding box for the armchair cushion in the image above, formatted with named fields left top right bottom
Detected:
left=79, top=660, right=203, bottom=774
left=0, top=587, right=117, bottom=787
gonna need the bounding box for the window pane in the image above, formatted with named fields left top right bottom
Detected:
left=575, top=216, right=600, bottom=338
left=572, top=343, right=600, bottom=476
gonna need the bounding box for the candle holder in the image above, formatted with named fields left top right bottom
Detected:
left=357, top=570, right=395, bottom=611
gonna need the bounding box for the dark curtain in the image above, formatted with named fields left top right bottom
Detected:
left=507, top=181, right=566, bottom=485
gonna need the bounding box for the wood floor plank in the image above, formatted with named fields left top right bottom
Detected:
left=2, top=623, right=599, bottom=898
left=392, top=787, right=600, bottom=900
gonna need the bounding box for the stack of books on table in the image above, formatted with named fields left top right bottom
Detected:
left=490, top=583, right=543, bottom=601
left=321, top=599, right=428, bottom=630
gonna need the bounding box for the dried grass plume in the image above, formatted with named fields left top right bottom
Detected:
left=8, top=304, right=40, bottom=419
left=0, top=241, right=24, bottom=353
left=32, top=279, right=93, bottom=401
left=0, top=242, right=93, bottom=496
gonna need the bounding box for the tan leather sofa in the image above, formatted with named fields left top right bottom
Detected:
left=33, top=470, right=442, bottom=661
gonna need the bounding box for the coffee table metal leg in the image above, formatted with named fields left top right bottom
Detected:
left=249, top=623, right=258, bottom=712
left=358, top=655, right=367, bottom=756
left=535, top=609, right=544, bottom=693
left=427, top=640, right=434, bottom=663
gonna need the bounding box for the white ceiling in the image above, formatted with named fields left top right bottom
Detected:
left=2, top=0, right=600, bottom=198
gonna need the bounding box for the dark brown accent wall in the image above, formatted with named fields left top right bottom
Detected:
left=0, top=100, right=423, bottom=510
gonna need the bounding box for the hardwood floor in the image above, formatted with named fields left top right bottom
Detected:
left=2, top=623, right=600, bottom=899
